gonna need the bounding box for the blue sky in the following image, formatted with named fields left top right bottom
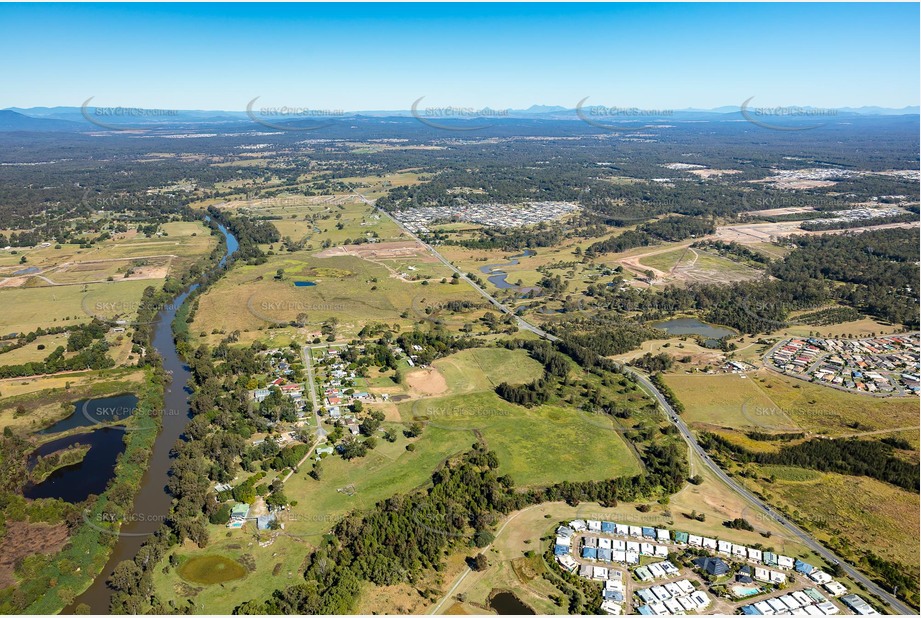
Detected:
left=1, top=2, right=918, bottom=110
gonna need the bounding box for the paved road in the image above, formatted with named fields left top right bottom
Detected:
left=301, top=345, right=327, bottom=439
left=359, top=189, right=911, bottom=615
left=631, top=373, right=912, bottom=615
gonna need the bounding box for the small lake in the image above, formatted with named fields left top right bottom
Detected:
left=652, top=318, right=736, bottom=343
left=293, top=281, right=317, bottom=287
left=38, top=393, right=137, bottom=435
left=489, top=591, right=535, bottom=615
left=24, top=427, right=126, bottom=502
left=480, top=249, right=538, bottom=291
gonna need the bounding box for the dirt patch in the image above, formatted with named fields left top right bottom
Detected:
left=687, top=168, right=741, bottom=178
left=316, top=240, right=434, bottom=262
left=371, top=402, right=402, bottom=422
left=0, top=521, right=69, bottom=588
left=405, top=367, right=448, bottom=396
left=746, top=206, right=816, bottom=217
left=125, top=263, right=170, bottom=280
left=0, top=276, right=28, bottom=288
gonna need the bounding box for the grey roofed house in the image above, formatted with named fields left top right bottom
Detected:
left=579, top=564, right=593, bottom=578
left=256, top=513, right=277, bottom=530
left=694, top=556, right=730, bottom=576
left=583, top=536, right=598, bottom=547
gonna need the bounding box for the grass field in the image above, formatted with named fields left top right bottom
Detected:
left=0, top=220, right=215, bottom=336
left=0, top=333, right=70, bottom=364
left=431, top=348, right=544, bottom=394
left=0, top=280, right=156, bottom=335
left=402, top=391, right=641, bottom=486
left=190, top=249, right=483, bottom=345
left=664, top=369, right=919, bottom=438
left=662, top=373, right=800, bottom=432
left=756, top=369, right=919, bottom=436
left=637, top=247, right=688, bottom=273
left=741, top=469, right=920, bottom=569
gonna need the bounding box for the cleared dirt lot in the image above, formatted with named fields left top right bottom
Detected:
left=316, top=240, right=436, bottom=262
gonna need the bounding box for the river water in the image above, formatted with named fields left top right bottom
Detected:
left=65, top=222, right=238, bottom=613
left=479, top=249, right=539, bottom=292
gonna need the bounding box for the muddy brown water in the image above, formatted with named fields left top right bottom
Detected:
left=64, top=223, right=237, bottom=613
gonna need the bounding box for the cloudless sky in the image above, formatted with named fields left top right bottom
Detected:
left=1, top=2, right=918, bottom=110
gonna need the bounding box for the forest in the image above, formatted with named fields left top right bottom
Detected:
left=700, top=432, right=920, bottom=493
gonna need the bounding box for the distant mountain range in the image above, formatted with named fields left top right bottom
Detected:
left=1, top=103, right=918, bottom=132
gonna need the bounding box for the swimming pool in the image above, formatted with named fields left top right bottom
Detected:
left=731, top=585, right=762, bottom=598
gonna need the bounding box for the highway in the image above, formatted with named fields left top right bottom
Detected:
left=358, top=189, right=911, bottom=615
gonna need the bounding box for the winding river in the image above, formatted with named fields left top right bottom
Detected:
left=479, top=249, right=539, bottom=292
left=65, top=222, right=238, bottom=613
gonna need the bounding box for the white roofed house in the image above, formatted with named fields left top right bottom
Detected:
left=776, top=555, right=795, bottom=569
left=702, top=537, right=718, bottom=550
left=809, top=570, right=832, bottom=584
left=747, top=548, right=763, bottom=563
left=557, top=554, right=577, bottom=572
left=655, top=528, right=670, bottom=542
left=663, top=598, right=683, bottom=614
left=717, top=540, right=732, bottom=555
left=732, top=544, right=747, bottom=559
left=687, top=534, right=703, bottom=547
left=690, top=591, right=710, bottom=610
left=823, top=581, right=848, bottom=597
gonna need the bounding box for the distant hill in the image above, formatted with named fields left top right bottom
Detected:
left=0, top=109, right=83, bottom=132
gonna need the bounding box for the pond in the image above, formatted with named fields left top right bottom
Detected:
left=24, top=427, right=126, bottom=502
left=293, top=280, right=317, bottom=287
left=488, top=590, right=536, bottom=615
left=38, top=393, right=137, bottom=435
left=652, top=317, right=736, bottom=345
left=178, top=555, right=248, bottom=585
